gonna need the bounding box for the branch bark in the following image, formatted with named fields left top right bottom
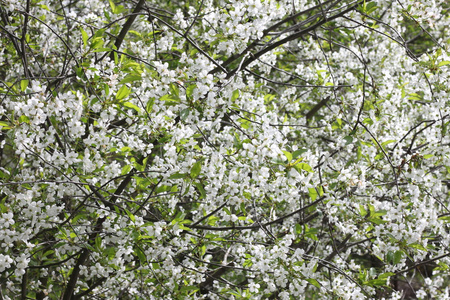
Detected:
left=109, top=0, right=146, bottom=60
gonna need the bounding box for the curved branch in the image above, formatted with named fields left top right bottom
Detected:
left=110, top=0, right=146, bottom=60
left=187, top=197, right=324, bottom=231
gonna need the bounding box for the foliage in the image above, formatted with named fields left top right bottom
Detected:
left=0, top=0, right=449, bottom=299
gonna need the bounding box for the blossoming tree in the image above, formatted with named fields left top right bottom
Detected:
left=0, top=0, right=449, bottom=299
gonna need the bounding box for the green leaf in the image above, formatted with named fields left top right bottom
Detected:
left=359, top=205, right=367, bottom=217
left=372, top=209, right=387, bottom=217
left=344, top=136, right=353, bottom=145
left=93, top=47, right=112, bottom=53
left=317, top=185, right=324, bottom=197
left=408, top=93, right=422, bottom=101
left=374, top=152, right=384, bottom=160
left=292, top=149, right=307, bottom=159
left=306, top=187, right=322, bottom=201
left=109, top=0, right=116, bottom=11
left=116, top=85, right=131, bottom=100
left=119, top=74, right=142, bottom=85
left=231, top=89, right=239, bottom=101
left=367, top=279, right=387, bottom=286
left=114, top=5, right=126, bottom=14
left=178, top=224, right=192, bottom=231
left=282, top=150, right=292, bottom=162
left=133, top=160, right=144, bottom=172
left=291, top=157, right=304, bottom=167
left=393, top=250, right=403, bottom=264
left=121, top=146, right=131, bottom=152
left=308, top=187, right=318, bottom=201
left=311, top=262, right=318, bottom=273
left=186, top=84, right=196, bottom=98
left=170, top=83, right=180, bottom=98
left=264, top=94, right=275, bottom=102
left=180, top=286, right=199, bottom=293
left=207, top=216, right=220, bottom=226
left=294, top=163, right=314, bottom=173
left=19, top=115, right=30, bottom=124
left=306, top=278, right=321, bottom=288
left=367, top=272, right=394, bottom=286
left=95, top=236, right=102, bottom=250
left=366, top=1, right=378, bottom=13
left=409, top=243, right=427, bottom=251
left=169, top=173, right=187, bottom=179
left=146, top=98, right=155, bottom=112
left=193, top=182, right=206, bottom=199
left=80, top=28, right=88, bottom=47
left=190, top=161, right=202, bottom=179
left=90, top=37, right=104, bottom=49
left=438, top=61, right=450, bottom=67
left=379, top=272, right=395, bottom=279
left=20, top=79, right=29, bottom=92
left=237, top=118, right=250, bottom=129
left=113, top=47, right=119, bottom=64
left=122, top=101, right=141, bottom=113
left=125, top=208, right=135, bottom=222
left=357, top=145, right=362, bottom=160
left=108, top=0, right=126, bottom=14
left=180, top=108, right=190, bottom=121
left=121, top=164, right=131, bottom=175
left=160, top=94, right=180, bottom=105
left=0, top=121, right=12, bottom=129
left=363, top=117, right=373, bottom=125
left=39, top=4, right=50, bottom=10
left=129, top=30, right=141, bottom=37
left=305, top=226, right=319, bottom=241
left=381, top=140, right=396, bottom=147
left=42, top=250, right=55, bottom=258
left=367, top=205, right=385, bottom=221
left=0, top=197, right=7, bottom=213
left=134, top=246, right=147, bottom=263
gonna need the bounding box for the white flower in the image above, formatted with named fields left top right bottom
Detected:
left=0, top=254, right=13, bottom=272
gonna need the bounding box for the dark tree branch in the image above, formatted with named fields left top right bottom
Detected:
left=306, top=96, right=331, bottom=122
left=187, top=197, right=324, bottom=231
left=225, top=1, right=364, bottom=79
left=109, top=0, right=146, bottom=60
left=62, top=248, right=91, bottom=300
left=20, top=269, right=28, bottom=300
left=20, top=0, right=31, bottom=78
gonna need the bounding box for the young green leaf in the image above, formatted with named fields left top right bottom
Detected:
left=231, top=89, right=239, bottom=101
left=292, top=149, right=308, bottom=159
left=134, top=246, right=147, bottom=263
left=308, top=187, right=318, bottom=201
left=307, top=278, right=321, bottom=288
left=190, top=161, right=202, bottom=179
left=119, top=74, right=142, bottom=85
left=20, top=79, right=29, bottom=92
left=294, top=163, right=314, bottom=173
left=116, top=85, right=131, bottom=100
left=282, top=150, right=292, bottom=162
left=80, top=27, right=88, bottom=47
left=123, top=101, right=141, bottom=113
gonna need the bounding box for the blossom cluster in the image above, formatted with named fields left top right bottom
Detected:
left=0, top=0, right=449, bottom=299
